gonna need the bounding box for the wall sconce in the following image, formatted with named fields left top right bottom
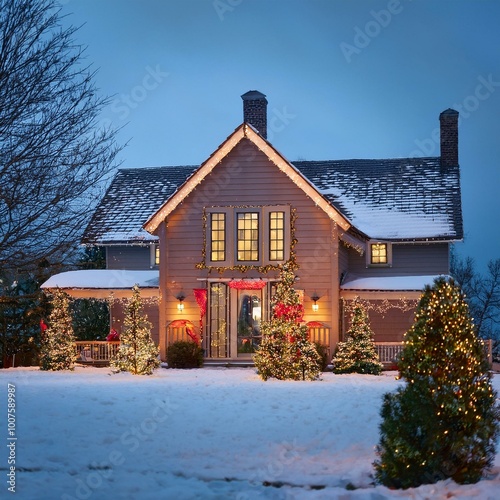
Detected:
left=176, top=294, right=185, bottom=312
left=311, top=293, right=320, bottom=312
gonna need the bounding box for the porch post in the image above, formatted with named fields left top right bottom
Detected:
left=158, top=221, right=168, bottom=361
left=330, top=221, right=340, bottom=350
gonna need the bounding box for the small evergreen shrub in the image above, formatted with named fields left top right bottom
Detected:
left=254, top=263, right=321, bottom=381
left=111, top=285, right=160, bottom=375
left=167, top=341, right=204, bottom=369
left=332, top=301, right=382, bottom=375
left=39, top=288, right=79, bottom=371
left=374, top=278, right=500, bottom=488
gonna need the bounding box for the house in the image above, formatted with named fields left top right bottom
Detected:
left=42, top=91, right=463, bottom=363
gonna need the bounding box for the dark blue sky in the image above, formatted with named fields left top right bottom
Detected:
left=61, top=0, right=500, bottom=271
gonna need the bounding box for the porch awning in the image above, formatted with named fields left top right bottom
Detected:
left=341, top=275, right=447, bottom=298
left=341, top=275, right=446, bottom=291
left=41, top=270, right=159, bottom=299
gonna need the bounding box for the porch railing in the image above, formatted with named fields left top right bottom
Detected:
left=75, top=341, right=120, bottom=364
left=374, top=342, right=404, bottom=366
left=374, top=340, right=493, bottom=367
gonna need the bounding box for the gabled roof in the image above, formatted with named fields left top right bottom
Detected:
left=83, top=128, right=463, bottom=245
left=294, top=159, right=462, bottom=241
left=143, top=123, right=352, bottom=234
left=82, top=165, right=197, bottom=244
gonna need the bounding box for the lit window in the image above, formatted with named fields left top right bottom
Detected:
left=269, top=211, right=284, bottom=261
left=210, top=213, right=226, bottom=262
left=371, top=243, right=388, bottom=264
left=155, top=246, right=160, bottom=265
left=237, top=212, right=259, bottom=261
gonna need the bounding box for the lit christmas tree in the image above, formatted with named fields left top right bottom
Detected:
left=39, top=288, right=78, bottom=371
left=332, top=300, right=383, bottom=375
left=111, top=285, right=160, bottom=375
left=374, top=277, right=500, bottom=488
left=254, top=263, right=321, bottom=381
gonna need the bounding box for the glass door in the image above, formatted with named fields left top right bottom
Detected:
left=207, top=283, right=228, bottom=358
left=236, top=289, right=263, bottom=356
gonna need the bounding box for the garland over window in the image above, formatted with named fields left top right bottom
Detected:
left=196, top=206, right=298, bottom=273
left=228, top=279, right=267, bottom=290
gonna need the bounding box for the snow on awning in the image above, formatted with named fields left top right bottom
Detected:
left=341, top=275, right=447, bottom=292
left=41, top=270, right=159, bottom=299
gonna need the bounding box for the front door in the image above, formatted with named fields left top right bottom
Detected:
left=235, top=288, right=263, bottom=357
left=205, top=282, right=270, bottom=359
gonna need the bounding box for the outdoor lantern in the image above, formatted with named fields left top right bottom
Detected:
left=177, top=294, right=185, bottom=312
left=311, top=294, right=319, bottom=312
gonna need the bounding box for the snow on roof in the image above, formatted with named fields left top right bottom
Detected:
left=293, top=158, right=462, bottom=241
left=82, top=165, right=198, bottom=244
left=341, top=275, right=447, bottom=291
left=41, top=270, right=159, bottom=289
left=84, top=155, right=462, bottom=244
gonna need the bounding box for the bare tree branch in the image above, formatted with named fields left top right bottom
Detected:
left=0, top=0, right=123, bottom=273
left=451, top=254, right=500, bottom=344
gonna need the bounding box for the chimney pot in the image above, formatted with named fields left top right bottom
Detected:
left=241, top=90, right=268, bottom=139
left=439, top=108, right=459, bottom=166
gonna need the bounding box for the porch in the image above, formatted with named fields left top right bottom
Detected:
left=75, top=341, right=120, bottom=366
left=74, top=339, right=493, bottom=370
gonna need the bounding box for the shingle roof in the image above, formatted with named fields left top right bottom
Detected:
left=82, top=165, right=198, bottom=244
left=84, top=156, right=462, bottom=244
left=293, top=158, right=463, bottom=241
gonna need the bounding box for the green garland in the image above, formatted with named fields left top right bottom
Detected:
left=195, top=206, right=298, bottom=274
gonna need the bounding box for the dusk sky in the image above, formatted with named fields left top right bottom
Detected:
left=60, top=0, right=500, bottom=272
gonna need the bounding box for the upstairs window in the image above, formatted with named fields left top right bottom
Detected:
left=150, top=244, right=160, bottom=267
left=368, top=242, right=391, bottom=266
left=205, top=206, right=290, bottom=267
left=237, top=212, right=259, bottom=262
left=210, top=213, right=226, bottom=262
left=269, top=211, right=285, bottom=261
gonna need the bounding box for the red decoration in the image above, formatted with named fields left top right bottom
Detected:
left=273, top=302, right=304, bottom=323
left=168, top=319, right=199, bottom=344
left=306, top=321, right=324, bottom=328
left=193, top=289, right=208, bottom=332
left=40, top=319, right=48, bottom=332
left=228, top=279, right=266, bottom=290
left=106, top=329, right=120, bottom=342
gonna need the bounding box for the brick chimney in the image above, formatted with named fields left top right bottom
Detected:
left=241, top=90, right=267, bottom=139
left=439, top=108, right=459, bottom=166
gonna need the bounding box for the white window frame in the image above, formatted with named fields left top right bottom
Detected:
left=207, top=208, right=232, bottom=267
left=150, top=244, right=160, bottom=268
left=205, top=205, right=290, bottom=267
left=367, top=241, right=392, bottom=267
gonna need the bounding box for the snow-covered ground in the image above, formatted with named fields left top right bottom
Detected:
left=2, top=366, right=499, bottom=500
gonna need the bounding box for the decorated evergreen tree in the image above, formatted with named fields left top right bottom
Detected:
left=39, top=288, right=78, bottom=371
left=374, top=277, right=500, bottom=488
left=111, top=285, right=160, bottom=375
left=254, top=263, right=321, bottom=381
left=332, top=300, right=383, bottom=375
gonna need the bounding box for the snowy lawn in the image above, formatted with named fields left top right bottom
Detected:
left=2, top=366, right=499, bottom=500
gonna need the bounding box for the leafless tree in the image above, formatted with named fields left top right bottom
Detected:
left=451, top=254, right=500, bottom=348
left=0, top=0, right=122, bottom=275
